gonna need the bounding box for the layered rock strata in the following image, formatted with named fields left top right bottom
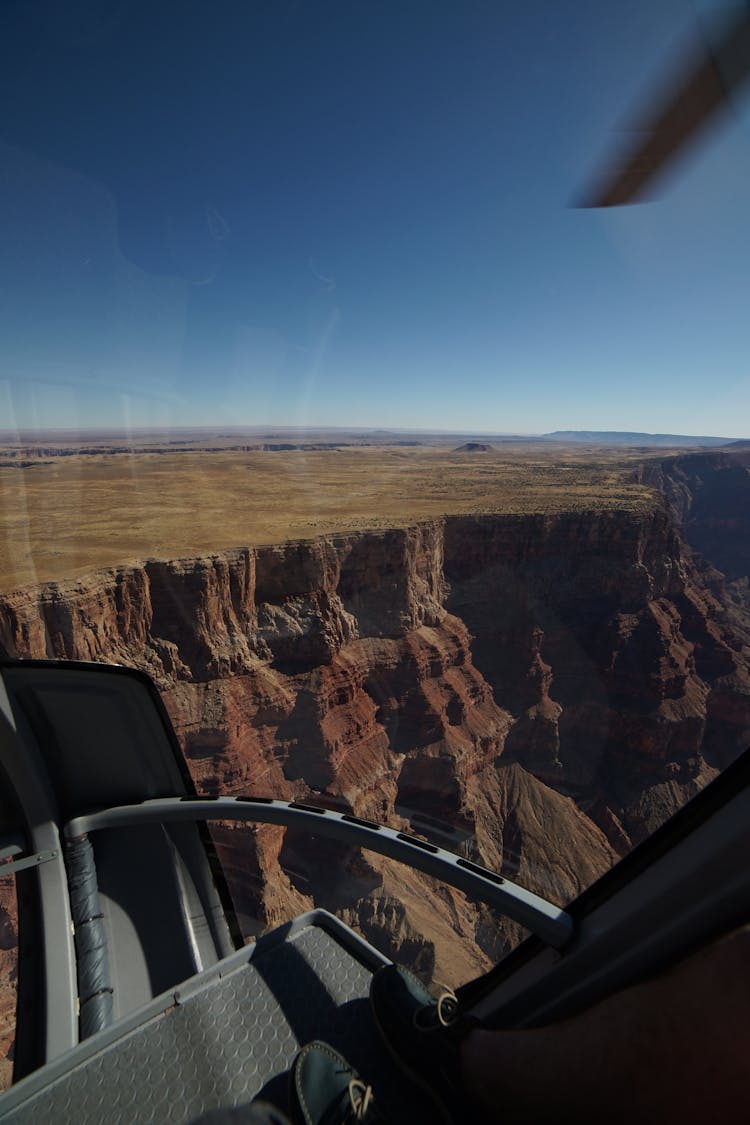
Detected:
left=1, top=497, right=749, bottom=992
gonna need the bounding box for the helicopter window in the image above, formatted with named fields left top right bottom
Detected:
left=1, top=0, right=749, bottom=1090
left=207, top=823, right=530, bottom=990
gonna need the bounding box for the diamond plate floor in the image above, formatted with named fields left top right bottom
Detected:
left=1, top=919, right=433, bottom=1124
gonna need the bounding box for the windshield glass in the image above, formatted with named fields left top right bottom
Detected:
left=1, top=0, right=749, bottom=1088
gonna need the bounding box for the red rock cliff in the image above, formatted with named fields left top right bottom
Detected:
left=1, top=506, right=748, bottom=983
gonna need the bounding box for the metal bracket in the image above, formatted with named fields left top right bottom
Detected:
left=1, top=849, right=59, bottom=876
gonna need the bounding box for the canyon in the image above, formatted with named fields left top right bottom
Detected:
left=0, top=447, right=748, bottom=1086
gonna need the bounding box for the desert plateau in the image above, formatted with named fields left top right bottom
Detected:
left=1, top=431, right=749, bottom=1086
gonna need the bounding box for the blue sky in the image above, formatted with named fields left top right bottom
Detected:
left=1, top=0, right=749, bottom=436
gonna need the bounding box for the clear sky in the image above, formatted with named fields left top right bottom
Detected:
left=1, top=0, right=749, bottom=436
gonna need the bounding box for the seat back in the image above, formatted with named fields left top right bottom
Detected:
left=0, top=660, right=238, bottom=1045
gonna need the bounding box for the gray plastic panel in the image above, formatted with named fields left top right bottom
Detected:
left=0, top=699, right=78, bottom=1061
left=0, top=914, right=432, bottom=1124
left=1, top=661, right=237, bottom=1054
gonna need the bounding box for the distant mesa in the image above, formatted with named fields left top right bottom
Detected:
left=454, top=442, right=493, bottom=452
left=0, top=459, right=53, bottom=469
left=543, top=431, right=732, bottom=448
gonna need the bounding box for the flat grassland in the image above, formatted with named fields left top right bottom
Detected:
left=0, top=442, right=657, bottom=590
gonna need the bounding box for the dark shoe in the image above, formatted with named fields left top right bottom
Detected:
left=369, top=965, right=478, bottom=1124
left=289, top=1041, right=383, bottom=1124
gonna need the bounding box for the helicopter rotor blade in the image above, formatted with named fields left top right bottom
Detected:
left=577, top=7, right=750, bottom=208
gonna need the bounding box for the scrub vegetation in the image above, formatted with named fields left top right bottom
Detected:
left=0, top=438, right=660, bottom=589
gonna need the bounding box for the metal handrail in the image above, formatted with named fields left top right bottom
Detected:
left=65, top=796, right=575, bottom=950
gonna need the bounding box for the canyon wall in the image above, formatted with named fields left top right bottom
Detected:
left=3, top=472, right=750, bottom=995
left=640, top=449, right=750, bottom=581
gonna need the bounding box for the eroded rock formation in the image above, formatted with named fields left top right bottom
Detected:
left=1, top=467, right=749, bottom=1006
